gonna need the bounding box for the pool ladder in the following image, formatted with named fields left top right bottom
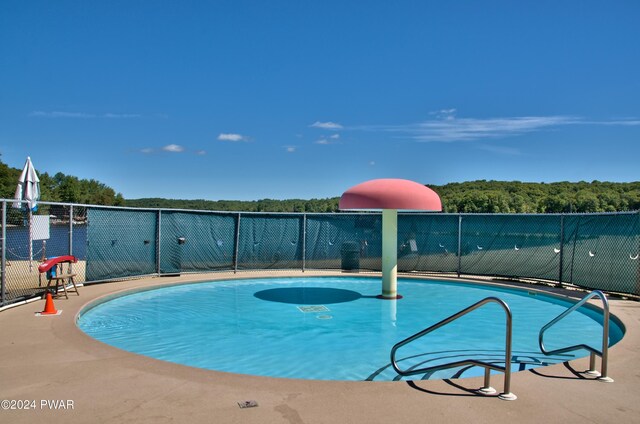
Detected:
left=390, top=296, right=517, bottom=401
left=538, top=290, right=613, bottom=382
left=390, top=290, right=614, bottom=401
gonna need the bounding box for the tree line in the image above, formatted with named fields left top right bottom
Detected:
left=433, top=180, right=640, bottom=213
left=2, top=156, right=638, bottom=213
left=0, top=157, right=124, bottom=206
left=125, top=180, right=640, bottom=214
left=123, top=197, right=340, bottom=213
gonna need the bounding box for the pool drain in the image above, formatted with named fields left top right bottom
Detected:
left=297, top=305, right=329, bottom=313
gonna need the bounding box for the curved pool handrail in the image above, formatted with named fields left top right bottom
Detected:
left=538, top=290, right=613, bottom=382
left=390, top=296, right=516, bottom=400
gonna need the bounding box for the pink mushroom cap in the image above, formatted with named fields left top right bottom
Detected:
left=339, top=179, right=442, bottom=211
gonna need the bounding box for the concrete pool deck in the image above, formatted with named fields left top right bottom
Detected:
left=0, top=271, right=638, bottom=424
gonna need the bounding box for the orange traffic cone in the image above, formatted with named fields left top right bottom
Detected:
left=40, top=292, right=59, bottom=315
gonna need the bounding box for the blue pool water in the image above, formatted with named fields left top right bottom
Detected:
left=77, top=277, right=623, bottom=381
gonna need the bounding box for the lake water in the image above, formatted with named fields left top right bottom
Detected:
left=5, top=224, right=87, bottom=260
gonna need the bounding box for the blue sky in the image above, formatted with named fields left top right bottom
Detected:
left=1, top=1, right=639, bottom=200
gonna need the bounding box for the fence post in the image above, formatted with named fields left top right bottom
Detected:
left=69, top=205, right=74, bottom=255
left=569, top=215, right=580, bottom=285
left=68, top=204, right=74, bottom=273
left=636, top=211, right=640, bottom=297
left=302, top=214, right=306, bottom=272
left=457, top=214, right=462, bottom=278
left=558, top=214, right=564, bottom=287
left=156, top=210, right=162, bottom=275
left=234, top=213, right=241, bottom=273
left=1, top=201, right=6, bottom=306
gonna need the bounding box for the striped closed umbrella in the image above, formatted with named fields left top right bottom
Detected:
left=13, top=156, right=40, bottom=212
left=13, top=156, right=41, bottom=271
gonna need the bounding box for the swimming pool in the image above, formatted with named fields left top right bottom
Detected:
left=77, top=277, right=624, bottom=381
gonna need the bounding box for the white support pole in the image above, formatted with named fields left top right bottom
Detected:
left=381, top=209, right=398, bottom=298
left=28, top=210, right=33, bottom=272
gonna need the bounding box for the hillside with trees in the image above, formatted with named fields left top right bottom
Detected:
left=433, top=180, right=640, bottom=213
left=123, top=197, right=338, bottom=213
left=125, top=180, right=640, bottom=214
left=2, top=156, right=638, bottom=212
left=1, top=157, right=124, bottom=206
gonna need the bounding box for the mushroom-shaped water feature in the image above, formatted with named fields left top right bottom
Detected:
left=339, top=179, right=442, bottom=299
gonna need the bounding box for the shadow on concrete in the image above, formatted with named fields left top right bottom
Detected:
left=406, top=380, right=484, bottom=398
left=527, top=361, right=588, bottom=380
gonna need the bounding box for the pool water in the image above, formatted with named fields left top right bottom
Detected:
left=77, top=277, right=623, bottom=381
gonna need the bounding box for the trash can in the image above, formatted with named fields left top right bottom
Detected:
left=341, top=241, right=360, bottom=271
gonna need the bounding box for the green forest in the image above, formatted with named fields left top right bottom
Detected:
left=124, top=180, right=640, bottom=213
left=2, top=157, right=639, bottom=213
left=1, top=157, right=124, bottom=206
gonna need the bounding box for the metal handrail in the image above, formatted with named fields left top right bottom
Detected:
left=390, top=296, right=516, bottom=400
left=538, top=290, right=613, bottom=382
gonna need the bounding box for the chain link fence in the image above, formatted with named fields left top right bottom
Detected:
left=2, top=200, right=87, bottom=305
left=2, top=200, right=639, bottom=307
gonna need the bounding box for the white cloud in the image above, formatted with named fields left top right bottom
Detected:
left=429, top=108, right=457, bottom=121
left=310, top=121, right=343, bottom=130
left=330, top=134, right=340, bottom=139
left=103, top=113, right=141, bottom=119
left=162, top=144, right=184, bottom=152
left=284, top=146, right=297, bottom=153
left=590, top=118, right=640, bottom=126
left=352, top=113, right=640, bottom=143
left=313, top=137, right=340, bottom=146
left=411, top=116, right=579, bottom=142
left=355, top=115, right=582, bottom=142
left=30, top=111, right=95, bottom=118
left=30, top=111, right=142, bottom=119
left=143, top=146, right=205, bottom=154
left=218, top=133, right=249, bottom=142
